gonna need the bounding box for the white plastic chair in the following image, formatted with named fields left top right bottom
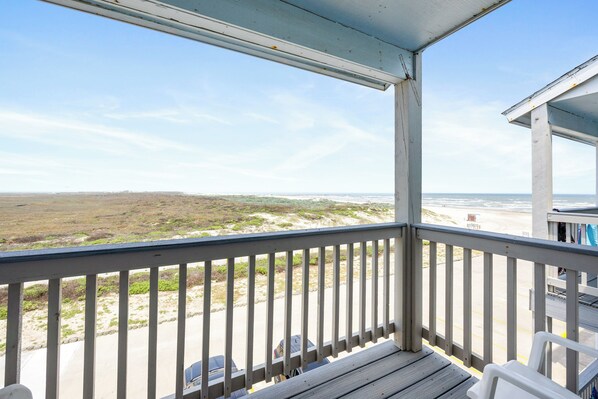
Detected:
left=468, top=331, right=598, bottom=399
left=0, top=384, right=33, bottom=399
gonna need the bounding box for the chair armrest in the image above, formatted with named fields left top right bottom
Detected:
left=529, top=331, right=598, bottom=371
left=475, top=364, right=571, bottom=399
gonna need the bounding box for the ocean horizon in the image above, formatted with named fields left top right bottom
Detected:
left=260, top=192, right=596, bottom=213
left=1, top=191, right=596, bottom=213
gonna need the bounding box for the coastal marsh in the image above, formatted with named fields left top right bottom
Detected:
left=0, top=192, right=459, bottom=353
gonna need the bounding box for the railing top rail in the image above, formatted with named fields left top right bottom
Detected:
left=415, top=223, right=598, bottom=273
left=0, top=223, right=405, bottom=283
left=547, top=211, right=598, bottom=224
left=553, top=206, right=598, bottom=214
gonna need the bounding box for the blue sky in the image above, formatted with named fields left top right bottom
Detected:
left=1, top=1, right=597, bottom=194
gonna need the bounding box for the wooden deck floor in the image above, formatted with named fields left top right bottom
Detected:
left=246, top=340, right=477, bottom=398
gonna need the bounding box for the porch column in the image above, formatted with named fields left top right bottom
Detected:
left=596, top=144, right=598, bottom=205
left=531, top=103, right=552, bottom=239
left=394, top=52, right=422, bottom=352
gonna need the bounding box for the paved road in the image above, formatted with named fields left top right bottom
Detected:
left=2, top=279, right=388, bottom=398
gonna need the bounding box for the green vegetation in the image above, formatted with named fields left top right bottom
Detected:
left=0, top=193, right=398, bottom=327
left=0, top=244, right=391, bottom=318
left=61, top=325, right=76, bottom=338
left=0, top=193, right=392, bottom=252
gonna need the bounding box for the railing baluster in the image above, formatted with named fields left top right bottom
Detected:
left=84, top=274, right=97, bottom=399
left=371, top=240, right=379, bottom=343
left=383, top=239, right=390, bottom=339
left=148, top=268, right=159, bottom=399
left=566, top=268, right=580, bottom=393
left=506, top=257, right=517, bottom=361
left=445, top=244, right=453, bottom=356
left=46, top=278, right=61, bottom=399
left=565, top=223, right=571, bottom=243
left=317, top=247, right=325, bottom=362
left=246, top=255, right=256, bottom=389
left=201, top=261, right=212, bottom=399
left=301, top=249, right=309, bottom=370
left=265, top=254, right=275, bottom=380
left=117, top=271, right=129, bottom=399
left=5, top=283, right=23, bottom=386
left=429, top=241, right=437, bottom=346
left=359, top=242, right=367, bottom=347
left=534, top=262, right=546, bottom=333
left=284, top=251, right=293, bottom=375
left=283, top=252, right=293, bottom=377
left=346, top=243, right=354, bottom=350
left=224, top=258, right=235, bottom=398
left=484, top=252, right=493, bottom=365
left=175, top=264, right=187, bottom=399
left=332, top=245, right=340, bottom=357
left=463, top=248, right=472, bottom=367
left=552, top=318, right=556, bottom=380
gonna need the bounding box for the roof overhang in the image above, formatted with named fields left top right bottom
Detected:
left=43, top=0, right=510, bottom=90
left=503, top=55, right=598, bottom=145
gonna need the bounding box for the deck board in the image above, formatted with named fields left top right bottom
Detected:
left=387, top=363, right=471, bottom=398
left=245, top=341, right=476, bottom=399
left=436, top=378, right=477, bottom=398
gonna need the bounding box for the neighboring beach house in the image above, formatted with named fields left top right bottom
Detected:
left=503, top=55, right=598, bottom=240
left=503, top=55, right=598, bottom=393
left=2, top=1, right=598, bottom=399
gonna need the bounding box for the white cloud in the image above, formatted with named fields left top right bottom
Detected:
left=244, top=112, right=279, bottom=124
left=104, top=109, right=189, bottom=124
left=0, top=110, right=201, bottom=154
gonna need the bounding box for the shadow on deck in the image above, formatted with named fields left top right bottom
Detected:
left=246, top=341, right=477, bottom=399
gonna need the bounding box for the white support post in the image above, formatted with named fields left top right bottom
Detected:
left=394, top=51, right=422, bottom=352
left=531, top=104, right=551, bottom=341
left=531, top=103, right=553, bottom=239
left=596, top=144, right=598, bottom=206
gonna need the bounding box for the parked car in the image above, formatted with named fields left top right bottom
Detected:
left=273, top=335, right=330, bottom=383
left=184, top=355, right=247, bottom=398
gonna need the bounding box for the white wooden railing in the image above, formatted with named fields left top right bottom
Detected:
left=0, top=223, right=404, bottom=399
left=547, top=207, right=598, bottom=397
left=548, top=208, right=598, bottom=289
left=416, top=223, right=598, bottom=394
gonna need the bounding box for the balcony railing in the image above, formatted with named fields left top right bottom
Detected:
left=416, top=223, right=598, bottom=393
left=0, top=223, right=404, bottom=399
left=546, top=207, right=598, bottom=397
left=3, top=222, right=598, bottom=397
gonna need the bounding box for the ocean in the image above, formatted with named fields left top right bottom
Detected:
left=266, top=193, right=597, bottom=213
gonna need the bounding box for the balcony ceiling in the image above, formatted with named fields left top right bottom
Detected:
left=503, top=55, right=598, bottom=144
left=44, top=0, right=510, bottom=90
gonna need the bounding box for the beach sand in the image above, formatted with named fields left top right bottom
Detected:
left=425, top=205, right=532, bottom=237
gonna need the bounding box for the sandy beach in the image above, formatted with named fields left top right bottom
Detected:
left=425, top=206, right=532, bottom=237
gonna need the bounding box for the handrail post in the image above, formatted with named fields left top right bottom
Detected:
left=394, top=225, right=422, bottom=352
left=5, top=283, right=23, bottom=386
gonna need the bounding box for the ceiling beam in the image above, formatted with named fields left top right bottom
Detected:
left=45, top=0, right=415, bottom=90
left=548, top=105, right=598, bottom=145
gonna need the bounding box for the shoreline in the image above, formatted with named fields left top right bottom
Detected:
left=426, top=205, right=531, bottom=237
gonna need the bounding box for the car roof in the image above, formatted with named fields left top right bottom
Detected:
left=276, top=335, right=315, bottom=355
left=185, top=356, right=238, bottom=384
